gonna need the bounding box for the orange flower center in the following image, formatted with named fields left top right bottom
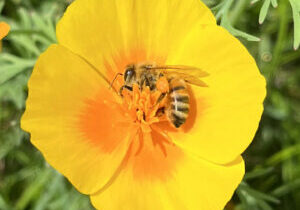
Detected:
left=122, top=84, right=167, bottom=130
left=121, top=84, right=173, bottom=155
left=79, top=73, right=186, bottom=181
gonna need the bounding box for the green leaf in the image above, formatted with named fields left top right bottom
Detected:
left=294, top=0, right=300, bottom=10
left=231, top=27, right=261, bottom=41
left=8, top=35, right=41, bottom=56
left=267, top=144, right=300, bottom=165
left=0, top=0, right=5, bottom=13
left=239, top=183, right=280, bottom=204
left=237, top=189, right=262, bottom=210
left=215, top=0, right=234, bottom=20
left=244, top=167, right=274, bottom=180
left=217, top=0, right=260, bottom=42
left=0, top=127, right=24, bottom=159
left=211, top=2, right=224, bottom=12
left=18, top=8, right=32, bottom=29
left=221, top=15, right=261, bottom=41
left=259, top=0, right=271, bottom=24
left=14, top=168, right=53, bottom=210
left=251, top=0, right=261, bottom=5
left=33, top=173, right=63, bottom=210
left=271, top=0, right=278, bottom=8
left=31, top=12, right=56, bottom=43
left=256, top=200, right=273, bottom=210
left=289, top=0, right=300, bottom=50
left=272, top=179, right=300, bottom=197
left=0, top=56, right=35, bottom=85
left=0, top=195, right=11, bottom=210
left=0, top=72, right=30, bottom=108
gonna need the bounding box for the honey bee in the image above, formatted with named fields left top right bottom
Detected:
left=117, top=63, right=208, bottom=128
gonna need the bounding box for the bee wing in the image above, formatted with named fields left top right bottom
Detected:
left=167, top=72, right=208, bottom=87
left=148, top=65, right=209, bottom=87
left=148, top=65, right=209, bottom=78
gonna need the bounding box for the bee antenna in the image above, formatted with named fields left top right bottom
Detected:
left=109, top=73, right=123, bottom=89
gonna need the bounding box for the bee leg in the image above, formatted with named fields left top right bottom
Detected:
left=139, top=77, right=147, bottom=90
left=145, top=77, right=151, bottom=87
left=156, top=92, right=167, bottom=105
left=156, top=107, right=165, bottom=117
left=140, top=76, right=153, bottom=90
left=119, top=85, right=133, bottom=96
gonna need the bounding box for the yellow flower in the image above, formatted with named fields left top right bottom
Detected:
left=0, top=22, right=9, bottom=40
left=0, top=22, right=10, bottom=51
left=21, top=0, right=266, bottom=209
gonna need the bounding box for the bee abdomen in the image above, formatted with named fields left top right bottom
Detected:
left=168, top=79, right=190, bottom=128
left=169, top=98, right=190, bottom=128
left=170, top=109, right=189, bottom=128
left=169, top=85, right=186, bottom=93
left=171, top=104, right=189, bottom=113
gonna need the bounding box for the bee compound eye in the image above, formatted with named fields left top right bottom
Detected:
left=124, top=67, right=136, bottom=81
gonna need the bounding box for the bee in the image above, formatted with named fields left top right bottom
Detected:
left=116, top=63, right=208, bottom=128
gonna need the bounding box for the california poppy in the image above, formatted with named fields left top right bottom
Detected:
left=0, top=22, right=9, bottom=40
left=0, top=21, right=10, bottom=51
left=22, top=0, right=266, bottom=209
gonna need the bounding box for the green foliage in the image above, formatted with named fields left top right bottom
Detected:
left=253, top=0, right=300, bottom=49
left=1, top=0, right=300, bottom=209
left=211, top=0, right=300, bottom=49
left=215, top=0, right=261, bottom=41
left=289, top=0, right=300, bottom=50
left=259, top=0, right=273, bottom=24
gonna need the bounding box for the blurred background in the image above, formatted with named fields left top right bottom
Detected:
left=0, top=0, right=299, bottom=209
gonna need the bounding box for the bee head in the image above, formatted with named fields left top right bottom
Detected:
left=124, top=65, right=136, bottom=84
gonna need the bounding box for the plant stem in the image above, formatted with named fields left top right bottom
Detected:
left=265, top=0, right=289, bottom=81
left=230, top=0, right=250, bottom=26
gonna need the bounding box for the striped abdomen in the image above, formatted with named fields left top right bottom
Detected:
left=167, top=78, right=190, bottom=128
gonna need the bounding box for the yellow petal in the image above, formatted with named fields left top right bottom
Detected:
left=0, top=22, right=10, bottom=40
left=21, top=44, right=134, bottom=194
left=56, top=0, right=215, bottom=79
left=91, top=142, right=244, bottom=210
left=166, top=25, right=266, bottom=164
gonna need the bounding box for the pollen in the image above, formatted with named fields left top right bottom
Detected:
left=121, top=84, right=172, bottom=155
left=122, top=84, right=168, bottom=129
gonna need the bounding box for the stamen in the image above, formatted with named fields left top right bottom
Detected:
left=121, top=83, right=172, bottom=156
